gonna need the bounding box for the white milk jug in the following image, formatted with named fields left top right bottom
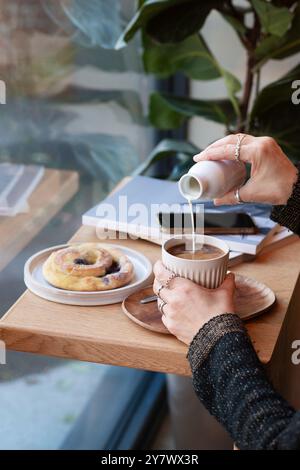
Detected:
left=178, top=160, right=246, bottom=201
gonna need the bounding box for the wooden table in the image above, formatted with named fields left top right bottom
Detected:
left=0, top=169, right=79, bottom=272
left=0, top=205, right=299, bottom=395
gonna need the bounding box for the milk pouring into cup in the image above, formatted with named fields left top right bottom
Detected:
left=178, top=160, right=246, bottom=252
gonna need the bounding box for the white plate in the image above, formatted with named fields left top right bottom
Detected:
left=24, top=244, right=153, bottom=306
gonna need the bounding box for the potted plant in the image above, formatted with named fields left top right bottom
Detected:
left=117, top=0, right=300, bottom=179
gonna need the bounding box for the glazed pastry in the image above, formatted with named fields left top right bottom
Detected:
left=43, top=243, right=134, bottom=291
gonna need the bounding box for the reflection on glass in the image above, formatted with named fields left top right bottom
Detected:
left=0, top=0, right=155, bottom=449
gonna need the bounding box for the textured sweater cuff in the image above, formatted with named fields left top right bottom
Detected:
left=271, top=164, right=300, bottom=235
left=187, top=313, right=246, bottom=371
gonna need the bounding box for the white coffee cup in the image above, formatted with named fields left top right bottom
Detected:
left=162, top=235, right=229, bottom=289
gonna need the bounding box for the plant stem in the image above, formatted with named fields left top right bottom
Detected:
left=255, top=69, right=261, bottom=98
left=238, top=53, right=254, bottom=132
left=237, top=10, right=261, bottom=133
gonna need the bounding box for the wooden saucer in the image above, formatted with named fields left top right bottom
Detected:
left=122, top=274, right=276, bottom=334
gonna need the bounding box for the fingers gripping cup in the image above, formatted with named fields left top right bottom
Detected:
left=162, top=235, right=229, bottom=289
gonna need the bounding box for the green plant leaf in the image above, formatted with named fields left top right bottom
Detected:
left=143, top=33, right=221, bottom=80
left=43, top=0, right=124, bottom=48
left=143, top=33, right=241, bottom=116
left=169, top=154, right=197, bottom=180
left=255, top=4, right=300, bottom=65
left=221, top=69, right=242, bottom=116
left=51, top=85, right=146, bottom=124
left=250, top=64, right=300, bottom=158
left=251, top=0, right=293, bottom=37
left=133, top=138, right=199, bottom=175
left=221, top=12, right=247, bottom=35
left=149, top=92, right=236, bottom=129
left=116, top=0, right=221, bottom=48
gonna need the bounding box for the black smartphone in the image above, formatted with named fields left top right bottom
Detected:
left=157, top=211, right=258, bottom=235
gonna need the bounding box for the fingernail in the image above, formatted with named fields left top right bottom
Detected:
left=193, top=151, right=205, bottom=161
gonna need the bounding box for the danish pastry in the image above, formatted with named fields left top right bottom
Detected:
left=43, top=243, right=134, bottom=291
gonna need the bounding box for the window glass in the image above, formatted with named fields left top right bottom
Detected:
left=0, top=0, right=155, bottom=449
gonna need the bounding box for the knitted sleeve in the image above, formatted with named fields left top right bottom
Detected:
left=188, top=314, right=300, bottom=449
left=271, top=164, right=300, bottom=235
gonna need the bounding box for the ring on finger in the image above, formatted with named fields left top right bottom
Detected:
left=165, top=272, right=179, bottom=288
left=234, top=133, right=246, bottom=162
left=157, top=283, right=165, bottom=300
left=158, top=300, right=167, bottom=315
left=234, top=187, right=245, bottom=204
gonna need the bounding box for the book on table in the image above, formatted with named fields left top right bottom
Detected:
left=82, top=175, right=292, bottom=258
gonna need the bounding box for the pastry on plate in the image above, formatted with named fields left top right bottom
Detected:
left=43, top=243, right=134, bottom=291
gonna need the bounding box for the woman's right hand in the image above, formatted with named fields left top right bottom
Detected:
left=193, top=134, right=298, bottom=206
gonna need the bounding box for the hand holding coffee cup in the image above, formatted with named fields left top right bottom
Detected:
left=153, top=235, right=232, bottom=344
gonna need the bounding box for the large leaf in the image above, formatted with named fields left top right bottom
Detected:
left=133, top=138, right=199, bottom=175
left=251, top=63, right=300, bottom=115
left=51, top=86, right=146, bottom=124
left=143, top=33, right=241, bottom=115
left=251, top=0, right=293, bottom=37
left=63, top=133, right=139, bottom=182
left=250, top=64, right=300, bottom=158
left=116, top=0, right=221, bottom=48
left=149, top=92, right=236, bottom=129
left=221, top=12, right=247, bottom=36
left=255, top=3, right=300, bottom=65
left=222, top=70, right=241, bottom=117
left=43, top=0, right=124, bottom=48
left=143, top=33, right=221, bottom=80
left=0, top=99, right=139, bottom=182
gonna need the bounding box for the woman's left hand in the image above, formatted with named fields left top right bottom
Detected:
left=153, top=260, right=236, bottom=345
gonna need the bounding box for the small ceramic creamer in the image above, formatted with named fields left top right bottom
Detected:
left=178, top=160, right=246, bottom=200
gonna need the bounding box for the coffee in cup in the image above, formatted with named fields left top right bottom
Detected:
left=167, top=243, right=224, bottom=261
left=162, top=235, right=229, bottom=289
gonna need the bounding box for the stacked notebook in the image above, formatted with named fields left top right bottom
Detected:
left=0, top=163, right=44, bottom=216
left=82, top=176, right=297, bottom=266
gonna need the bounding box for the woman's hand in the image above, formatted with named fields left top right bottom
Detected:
left=153, top=260, right=236, bottom=345
left=193, top=134, right=298, bottom=206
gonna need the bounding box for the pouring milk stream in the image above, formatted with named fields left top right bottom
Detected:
left=178, top=160, right=247, bottom=252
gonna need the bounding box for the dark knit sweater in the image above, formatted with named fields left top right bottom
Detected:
left=188, top=166, right=300, bottom=450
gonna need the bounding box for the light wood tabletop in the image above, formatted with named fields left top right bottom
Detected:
left=0, top=168, right=79, bottom=272
left=0, top=198, right=299, bottom=377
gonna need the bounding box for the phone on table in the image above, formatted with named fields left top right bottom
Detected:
left=157, top=210, right=258, bottom=235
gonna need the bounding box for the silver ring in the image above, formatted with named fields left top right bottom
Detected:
left=157, top=283, right=165, bottom=300
left=234, top=133, right=246, bottom=162
left=165, top=273, right=178, bottom=288
left=158, top=300, right=167, bottom=315
left=234, top=188, right=244, bottom=204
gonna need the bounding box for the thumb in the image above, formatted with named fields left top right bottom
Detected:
left=214, top=190, right=236, bottom=206
left=220, top=272, right=236, bottom=293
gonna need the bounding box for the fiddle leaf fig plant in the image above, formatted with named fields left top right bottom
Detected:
left=117, top=0, right=300, bottom=177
